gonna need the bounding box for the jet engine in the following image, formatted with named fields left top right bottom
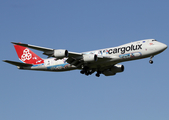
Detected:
left=53, top=49, right=69, bottom=58
left=83, top=54, right=98, bottom=62
left=103, top=64, right=124, bottom=76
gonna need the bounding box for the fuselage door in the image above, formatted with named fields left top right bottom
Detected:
left=44, top=59, right=53, bottom=67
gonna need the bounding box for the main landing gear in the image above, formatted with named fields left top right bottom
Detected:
left=80, top=70, right=93, bottom=76
left=149, top=56, right=154, bottom=64
left=80, top=66, right=102, bottom=77
left=80, top=67, right=94, bottom=76
left=95, top=71, right=101, bottom=77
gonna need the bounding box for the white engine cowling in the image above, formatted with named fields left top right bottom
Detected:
left=53, top=49, right=68, bottom=58
left=103, top=64, right=124, bottom=76
left=83, top=54, right=98, bottom=62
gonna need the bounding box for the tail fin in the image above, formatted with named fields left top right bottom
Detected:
left=13, top=44, right=44, bottom=65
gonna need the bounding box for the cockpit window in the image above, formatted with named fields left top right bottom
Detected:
left=152, top=40, right=157, bottom=41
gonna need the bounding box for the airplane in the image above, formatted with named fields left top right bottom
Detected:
left=3, top=39, right=167, bottom=77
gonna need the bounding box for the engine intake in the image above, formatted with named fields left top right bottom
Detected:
left=53, top=49, right=68, bottom=58
left=83, top=54, right=98, bottom=62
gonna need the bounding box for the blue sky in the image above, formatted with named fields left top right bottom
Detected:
left=1, top=0, right=169, bottom=120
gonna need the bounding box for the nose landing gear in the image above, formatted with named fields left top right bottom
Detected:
left=149, top=56, right=154, bottom=64
left=149, top=60, right=153, bottom=64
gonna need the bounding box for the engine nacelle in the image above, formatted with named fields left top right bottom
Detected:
left=111, top=64, right=124, bottom=73
left=53, top=49, right=68, bottom=58
left=103, top=64, right=124, bottom=76
left=83, top=54, right=98, bottom=62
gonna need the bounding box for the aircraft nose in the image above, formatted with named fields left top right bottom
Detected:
left=162, top=43, right=168, bottom=50
left=159, top=43, right=168, bottom=51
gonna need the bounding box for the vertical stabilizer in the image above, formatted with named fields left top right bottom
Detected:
left=13, top=44, right=44, bottom=65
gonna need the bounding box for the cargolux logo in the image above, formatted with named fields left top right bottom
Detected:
left=21, top=48, right=32, bottom=61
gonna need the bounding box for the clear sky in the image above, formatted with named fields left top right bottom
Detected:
left=1, top=0, right=169, bottom=120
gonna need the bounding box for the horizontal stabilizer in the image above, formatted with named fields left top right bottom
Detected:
left=3, top=60, right=33, bottom=67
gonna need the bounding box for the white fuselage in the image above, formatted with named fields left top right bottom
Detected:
left=22, top=39, right=167, bottom=71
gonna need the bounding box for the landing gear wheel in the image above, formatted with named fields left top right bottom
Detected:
left=96, top=71, right=101, bottom=77
left=80, top=70, right=85, bottom=74
left=85, top=71, right=89, bottom=76
left=96, top=73, right=100, bottom=77
left=149, top=60, right=153, bottom=64
left=88, top=72, right=92, bottom=75
left=80, top=66, right=88, bottom=75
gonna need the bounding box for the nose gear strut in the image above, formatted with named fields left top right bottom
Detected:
left=149, top=56, right=154, bottom=64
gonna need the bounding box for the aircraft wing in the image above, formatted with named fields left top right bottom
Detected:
left=66, top=54, right=114, bottom=68
left=11, top=42, right=113, bottom=68
left=11, top=42, right=82, bottom=58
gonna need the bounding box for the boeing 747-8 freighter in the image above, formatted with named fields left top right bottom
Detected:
left=3, top=39, right=167, bottom=77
